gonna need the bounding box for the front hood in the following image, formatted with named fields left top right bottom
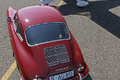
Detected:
left=30, top=40, right=76, bottom=77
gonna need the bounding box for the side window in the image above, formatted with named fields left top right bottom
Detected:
left=14, top=15, right=23, bottom=41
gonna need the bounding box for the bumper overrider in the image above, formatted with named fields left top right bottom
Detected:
left=67, top=62, right=89, bottom=80
left=21, top=63, right=89, bottom=80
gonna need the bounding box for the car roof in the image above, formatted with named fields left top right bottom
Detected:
left=17, top=6, right=66, bottom=31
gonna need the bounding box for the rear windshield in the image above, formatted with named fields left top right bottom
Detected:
left=25, top=22, right=70, bottom=46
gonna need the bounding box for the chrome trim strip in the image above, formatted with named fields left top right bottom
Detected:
left=78, top=73, right=82, bottom=80
left=24, top=22, right=71, bottom=47
left=13, top=20, right=17, bottom=31
left=13, top=20, right=23, bottom=41
left=17, top=33, right=23, bottom=41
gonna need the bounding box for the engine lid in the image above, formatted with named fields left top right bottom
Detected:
left=30, top=40, right=80, bottom=78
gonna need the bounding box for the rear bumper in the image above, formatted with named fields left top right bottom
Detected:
left=21, top=63, right=89, bottom=80
left=66, top=73, right=89, bottom=80
left=81, top=62, right=89, bottom=79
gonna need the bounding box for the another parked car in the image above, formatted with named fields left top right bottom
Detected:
left=6, top=5, right=89, bottom=80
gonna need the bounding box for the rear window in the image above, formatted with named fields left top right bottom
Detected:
left=25, top=22, right=70, bottom=46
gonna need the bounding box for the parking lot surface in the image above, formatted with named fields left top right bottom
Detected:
left=0, top=0, right=120, bottom=80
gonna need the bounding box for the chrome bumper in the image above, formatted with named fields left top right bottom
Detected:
left=78, top=73, right=82, bottom=80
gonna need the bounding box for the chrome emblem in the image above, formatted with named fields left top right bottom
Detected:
left=55, top=67, right=69, bottom=71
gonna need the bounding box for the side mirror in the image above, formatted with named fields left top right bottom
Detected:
left=7, top=17, right=12, bottom=24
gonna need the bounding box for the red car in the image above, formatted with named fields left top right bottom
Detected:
left=6, top=5, right=89, bottom=80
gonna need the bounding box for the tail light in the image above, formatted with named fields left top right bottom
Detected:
left=78, top=66, right=85, bottom=72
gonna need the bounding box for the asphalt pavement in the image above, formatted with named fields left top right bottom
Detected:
left=0, top=0, right=120, bottom=80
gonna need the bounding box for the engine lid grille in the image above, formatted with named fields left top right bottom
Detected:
left=55, top=45, right=70, bottom=64
left=44, top=47, right=59, bottom=67
left=44, top=45, right=70, bottom=67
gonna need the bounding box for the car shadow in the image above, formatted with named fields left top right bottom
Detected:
left=83, top=74, right=92, bottom=80
left=57, top=0, right=120, bottom=38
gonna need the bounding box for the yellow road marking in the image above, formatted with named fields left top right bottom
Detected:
left=1, top=1, right=64, bottom=80
left=76, top=12, right=91, bottom=16
left=1, top=61, right=17, bottom=80
left=56, top=0, right=64, bottom=9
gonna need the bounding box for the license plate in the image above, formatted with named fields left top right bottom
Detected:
left=49, top=71, right=74, bottom=80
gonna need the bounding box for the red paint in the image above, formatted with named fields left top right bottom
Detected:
left=6, top=5, right=89, bottom=80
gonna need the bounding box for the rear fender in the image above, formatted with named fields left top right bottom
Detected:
left=13, top=34, right=43, bottom=79
left=70, top=31, right=85, bottom=67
